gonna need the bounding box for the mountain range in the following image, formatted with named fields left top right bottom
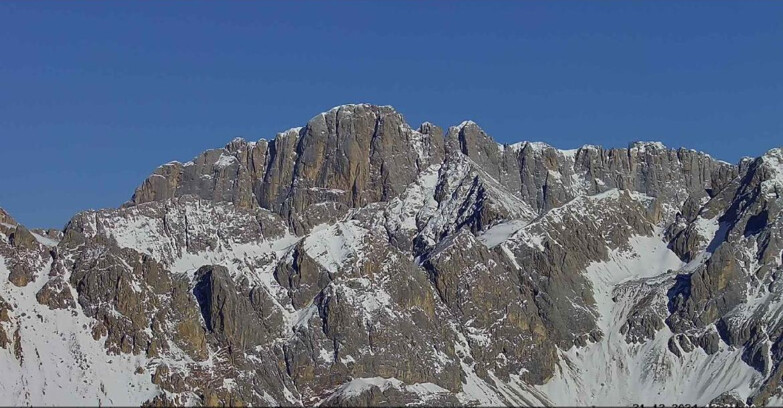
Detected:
left=2, top=103, right=782, bottom=407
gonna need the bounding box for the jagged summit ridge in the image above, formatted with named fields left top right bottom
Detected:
left=130, top=104, right=734, bottom=228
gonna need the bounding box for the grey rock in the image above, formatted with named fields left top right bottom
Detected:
left=36, top=276, right=76, bottom=310
left=620, top=293, right=664, bottom=344
left=0, top=294, right=10, bottom=349
left=709, top=391, right=746, bottom=407
left=193, top=264, right=277, bottom=351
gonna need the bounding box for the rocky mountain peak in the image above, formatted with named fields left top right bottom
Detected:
left=628, top=140, right=667, bottom=151
left=761, top=147, right=783, bottom=175
left=0, top=208, right=17, bottom=226
left=9, top=104, right=783, bottom=406
left=129, top=104, right=737, bottom=231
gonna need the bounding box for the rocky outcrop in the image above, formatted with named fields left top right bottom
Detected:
left=130, top=105, right=446, bottom=234
left=0, top=208, right=17, bottom=228
left=35, top=276, right=76, bottom=310
left=193, top=264, right=278, bottom=351
left=1, top=223, right=50, bottom=287
left=621, top=292, right=665, bottom=344
left=423, top=229, right=556, bottom=384
left=0, top=294, right=11, bottom=349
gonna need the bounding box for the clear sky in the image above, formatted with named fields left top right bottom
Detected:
left=2, top=1, right=782, bottom=228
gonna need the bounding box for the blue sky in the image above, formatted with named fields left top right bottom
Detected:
left=2, top=1, right=782, bottom=228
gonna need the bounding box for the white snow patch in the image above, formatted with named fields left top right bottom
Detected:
left=630, top=141, right=667, bottom=153
left=30, top=231, right=59, bottom=248
left=332, top=376, right=449, bottom=400
left=303, top=221, right=367, bottom=274
left=560, top=148, right=579, bottom=160
left=451, top=120, right=477, bottom=133
left=307, top=187, right=346, bottom=194
left=214, top=153, right=237, bottom=168
left=478, top=220, right=528, bottom=249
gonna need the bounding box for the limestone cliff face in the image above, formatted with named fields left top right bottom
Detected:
left=129, top=104, right=735, bottom=235
left=4, top=104, right=783, bottom=407
left=130, top=105, right=445, bottom=234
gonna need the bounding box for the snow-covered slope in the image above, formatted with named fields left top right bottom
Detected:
left=538, top=234, right=763, bottom=406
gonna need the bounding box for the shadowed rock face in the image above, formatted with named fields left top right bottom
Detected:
left=193, top=264, right=280, bottom=351
left=3, top=104, right=783, bottom=406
